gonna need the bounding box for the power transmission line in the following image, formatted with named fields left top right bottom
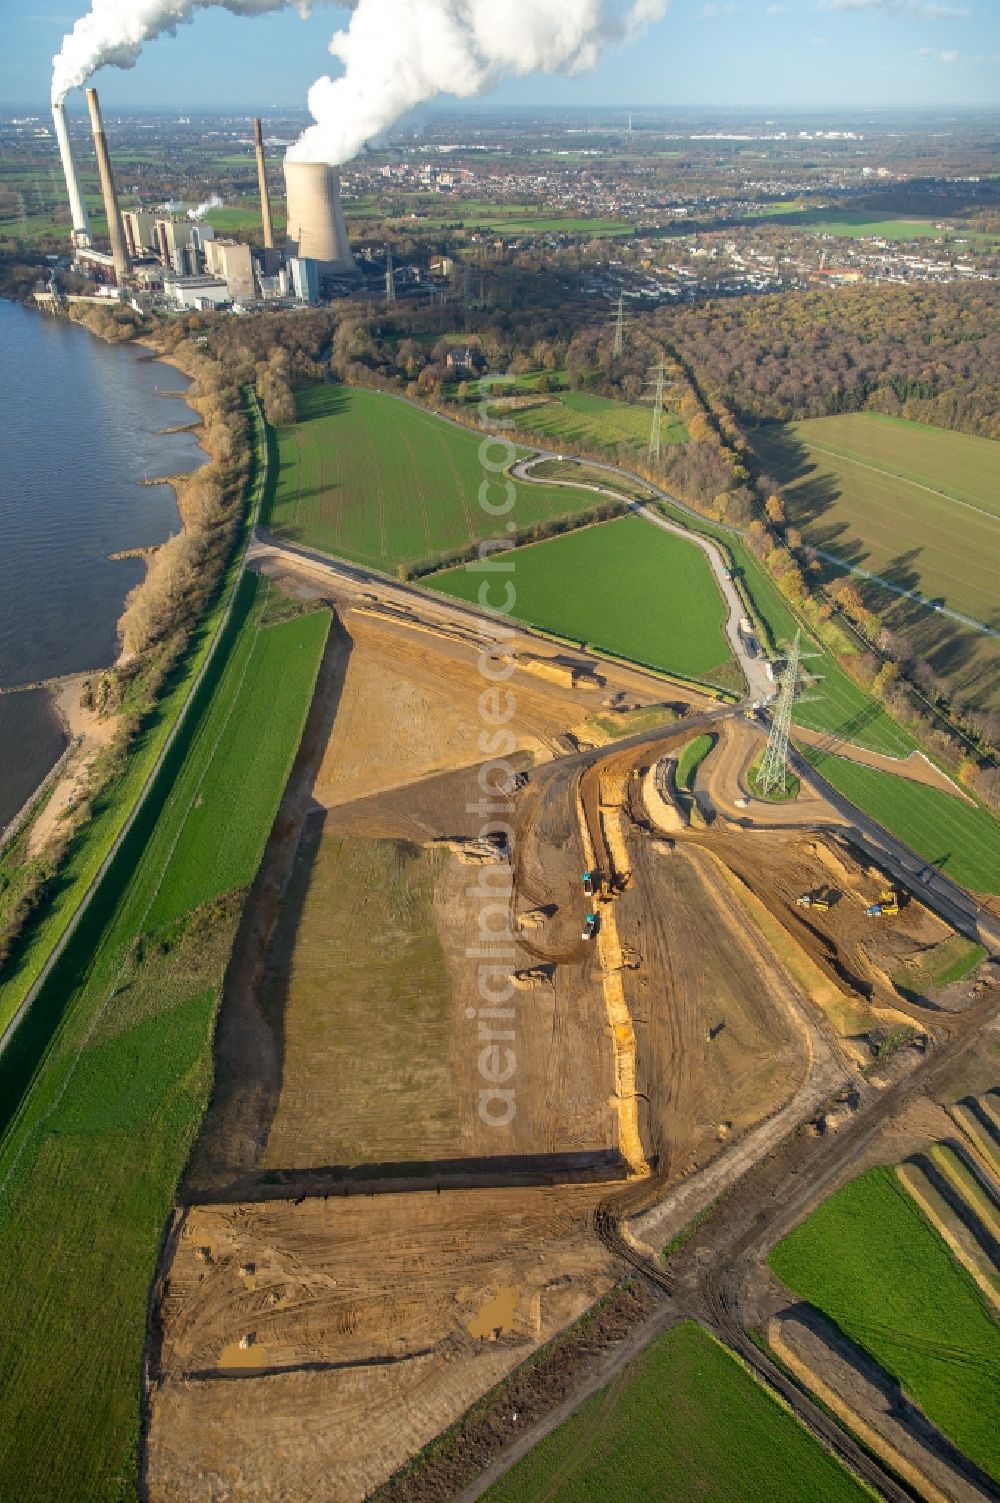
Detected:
left=648, top=361, right=665, bottom=462
left=613, top=292, right=625, bottom=359
left=755, top=630, right=820, bottom=798
left=385, top=243, right=396, bottom=305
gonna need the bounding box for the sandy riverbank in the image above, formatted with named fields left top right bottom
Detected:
left=25, top=676, right=122, bottom=857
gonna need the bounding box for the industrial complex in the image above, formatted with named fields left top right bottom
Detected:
left=50, top=90, right=355, bottom=309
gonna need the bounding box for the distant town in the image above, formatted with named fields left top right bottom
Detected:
left=1, top=105, right=996, bottom=315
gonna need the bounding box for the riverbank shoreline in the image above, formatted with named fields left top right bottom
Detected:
left=0, top=305, right=204, bottom=847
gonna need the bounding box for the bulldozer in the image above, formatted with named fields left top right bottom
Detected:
left=796, top=891, right=830, bottom=912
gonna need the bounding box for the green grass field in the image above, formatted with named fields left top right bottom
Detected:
left=770, top=1167, right=1000, bottom=1483
left=432, top=514, right=736, bottom=688
left=749, top=207, right=952, bottom=241
left=752, top=413, right=1000, bottom=709
left=0, top=573, right=329, bottom=1503
left=481, top=1320, right=871, bottom=1503
left=206, top=203, right=287, bottom=234
left=382, top=198, right=634, bottom=236
left=266, top=385, right=615, bottom=573
left=649, top=500, right=917, bottom=757
left=803, top=748, right=1000, bottom=894
left=499, top=390, right=687, bottom=453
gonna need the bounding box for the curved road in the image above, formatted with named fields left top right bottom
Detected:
left=510, top=453, right=774, bottom=703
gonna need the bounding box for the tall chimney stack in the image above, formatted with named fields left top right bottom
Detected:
left=52, top=100, right=92, bottom=246
left=253, top=117, right=274, bottom=250
left=85, top=87, right=129, bottom=285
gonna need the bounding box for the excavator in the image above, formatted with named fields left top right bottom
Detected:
left=865, top=888, right=900, bottom=918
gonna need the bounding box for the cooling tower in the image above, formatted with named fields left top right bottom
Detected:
left=52, top=100, right=91, bottom=245
left=253, top=117, right=274, bottom=250
left=283, top=161, right=355, bottom=275
left=85, top=87, right=129, bottom=285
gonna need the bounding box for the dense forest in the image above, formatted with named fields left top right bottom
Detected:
left=664, top=285, right=1000, bottom=440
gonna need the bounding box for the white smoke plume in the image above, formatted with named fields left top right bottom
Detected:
left=289, top=0, right=668, bottom=165
left=52, top=0, right=317, bottom=105
left=188, top=192, right=223, bottom=217
left=52, top=0, right=667, bottom=163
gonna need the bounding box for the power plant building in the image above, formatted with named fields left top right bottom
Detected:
left=289, top=256, right=320, bottom=304
left=166, top=275, right=230, bottom=311
left=153, top=217, right=214, bottom=276
left=52, top=97, right=354, bottom=307
left=204, top=238, right=256, bottom=300
left=122, top=209, right=157, bottom=259
left=283, top=161, right=355, bottom=276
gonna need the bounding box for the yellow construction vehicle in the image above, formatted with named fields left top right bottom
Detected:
left=865, top=889, right=900, bottom=918
left=796, top=892, right=830, bottom=911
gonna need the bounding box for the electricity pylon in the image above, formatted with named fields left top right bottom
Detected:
left=648, top=361, right=665, bottom=462
left=613, top=292, right=625, bottom=358
left=755, top=630, right=821, bottom=797
left=385, top=244, right=396, bottom=305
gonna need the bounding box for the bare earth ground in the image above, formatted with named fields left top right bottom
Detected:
left=144, top=563, right=994, bottom=1503
left=25, top=674, right=120, bottom=857
left=147, top=1185, right=617, bottom=1503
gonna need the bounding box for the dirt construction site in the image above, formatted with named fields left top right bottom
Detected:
left=142, top=551, right=996, bottom=1502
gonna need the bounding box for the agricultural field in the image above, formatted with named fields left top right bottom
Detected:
left=749, top=206, right=957, bottom=241
left=266, top=384, right=611, bottom=573
left=436, top=497, right=916, bottom=748
left=803, top=748, right=1000, bottom=894
left=650, top=499, right=917, bottom=758
left=496, top=389, right=687, bottom=453
left=752, top=413, right=1000, bottom=709
left=0, top=574, right=330, bottom=1503
left=770, top=1166, right=1000, bottom=1484
left=382, top=198, right=634, bottom=235
left=260, top=828, right=458, bottom=1168
left=480, top=1320, right=872, bottom=1503
left=205, top=202, right=287, bottom=235
left=431, top=513, right=736, bottom=689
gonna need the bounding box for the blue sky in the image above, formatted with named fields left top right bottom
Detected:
left=3, top=0, right=998, bottom=112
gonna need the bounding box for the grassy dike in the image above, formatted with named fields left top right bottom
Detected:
left=0, top=385, right=332, bottom=1499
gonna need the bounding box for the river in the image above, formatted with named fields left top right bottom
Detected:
left=0, top=299, right=205, bottom=828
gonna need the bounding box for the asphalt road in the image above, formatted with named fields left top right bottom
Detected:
left=793, top=745, right=1000, bottom=952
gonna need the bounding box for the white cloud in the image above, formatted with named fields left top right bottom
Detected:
left=697, top=0, right=741, bottom=15
left=766, top=2, right=793, bottom=12
left=912, top=43, right=962, bottom=59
